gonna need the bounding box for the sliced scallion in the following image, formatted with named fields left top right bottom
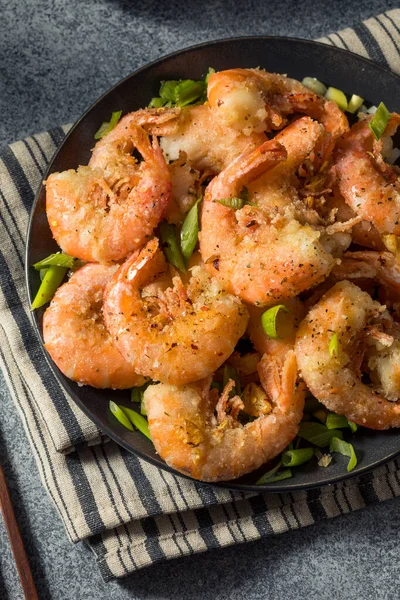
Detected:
left=369, top=102, right=390, bottom=140
left=159, top=221, right=186, bottom=272
left=31, top=265, right=68, bottom=310
left=180, top=198, right=202, bottom=260
left=325, top=87, right=348, bottom=111
left=282, top=448, right=314, bottom=467
left=94, top=110, right=122, bottom=140
left=326, top=413, right=349, bottom=430
left=348, top=419, right=358, bottom=433
left=148, top=97, right=167, bottom=108
left=109, top=401, right=134, bottom=431
left=347, top=94, right=364, bottom=114
left=33, top=252, right=76, bottom=270
left=261, top=304, right=289, bottom=339
left=131, top=388, right=142, bottom=403
left=329, top=436, right=357, bottom=472
left=120, top=406, right=151, bottom=440
left=297, top=422, right=343, bottom=448
left=214, top=197, right=244, bottom=210
left=258, top=468, right=292, bottom=484
left=313, top=409, right=328, bottom=424
left=256, top=460, right=282, bottom=485
left=205, top=67, right=215, bottom=84
left=329, top=332, right=339, bottom=358
left=302, top=77, right=327, bottom=96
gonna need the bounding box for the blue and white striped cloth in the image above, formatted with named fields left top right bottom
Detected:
left=1, top=9, right=400, bottom=580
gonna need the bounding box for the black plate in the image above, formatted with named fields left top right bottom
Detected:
left=26, top=37, right=400, bottom=492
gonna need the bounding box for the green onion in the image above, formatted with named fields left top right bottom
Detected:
left=347, top=94, right=364, bottom=114
left=326, top=413, right=350, bottom=430
left=94, top=110, right=122, bottom=140
left=131, top=388, right=142, bottom=403
left=297, top=422, right=343, bottom=448
left=258, top=469, right=292, bottom=484
left=159, top=221, right=186, bottom=272
left=140, top=398, right=147, bottom=416
left=120, top=406, right=151, bottom=440
left=329, top=332, right=339, bottom=358
left=369, top=102, right=390, bottom=140
left=214, top=197, right=244, bottom=210
left=302, top=77, right=327, bottom=96
left=223, top=364, right=241, bottom=396
left=261, top=304, right=289, bottom=339
left=175, top=80, right=207, bottom=107
left=325, top=87, right=348, bottom=111
left=348, top=419, right=358, bottom=433
left=205, top=67, right=215, bottom=84
left=282, top=448, right=314, bottom=467
left=39, top=268, right=48, bottom=281
left=256, top=460, right=282, bottom=484
left=33, top=252, right=76, bottom=270
left=31, top=265, right=68, bottom=310
left=313, top=409, right=328, bottom=424
left=109, top=401, right=134, bottom=431
left=158, top=79, right=207, bottom=107
left=148, top=97, right=167, bottom=108
left=180, top=198, right=202, bottom=260
left=329, top=436, right=357, bottom=472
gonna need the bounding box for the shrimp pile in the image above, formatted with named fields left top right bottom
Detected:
left=41, top=66, right=400, bottom=482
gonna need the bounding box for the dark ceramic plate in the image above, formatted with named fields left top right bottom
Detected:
left=26, top=37, right=400, bottom=492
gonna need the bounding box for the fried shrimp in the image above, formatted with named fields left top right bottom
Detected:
left=207, top=68, right=349, bottom=138
left=103, top=239, right=249, bottom=385
left=334, top=114, right=400, bottom=236
left=43, top=264, right=145, bottom=389
left=200, top=136, right=337, bottom=305
left=46, top=116, right=170, bottom=263
left=295, top=280, right=400, bottom=429
left=160, top=104, right=267, bottom=173
left=144, top=350, right=305, bottom=481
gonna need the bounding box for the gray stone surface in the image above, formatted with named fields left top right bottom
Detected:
left=1, top=0, right=400, bottom=598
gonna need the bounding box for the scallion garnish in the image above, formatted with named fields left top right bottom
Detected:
left=94, top=110, right=122, bottom=140
left=258, top=469, right=293, bottom=484
left=282, top=448, right=314, bottom=467
left=33, top=252, right=77, bottom=270
left=302, top=77, right=327, bottom=96
left=297, top=422, right=343, bottom=448
left=120, top=406, right=151, bottom=440
left=159, top=221, right=186, bottom=272
left=31, top=265, right=68, bottom=310
left=180, top=198, right=202, bottom=260
left=326, top=413, right=349, bottom=430
left=325, top=87, right=348, bottom=111
left=261, top=304, right=289, bottom=339
left=256, top=460, right=282, bottom=485
left=109, top=401, right=134, bottom=431
left=329, top=437, right=357, bottom=472
left=347, top=94, right=364, bottom=114
left=214, top=197, right=244, bottom=210
left=313, top=409, right=328, bottom=424
left=348, top=419, right=358, bottom=433
left=329, top=332, right=339, bottom=358
left=369, top=102, right=391, bottom=140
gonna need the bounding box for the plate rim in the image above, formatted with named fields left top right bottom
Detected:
left=25, top=35, right=400, bottom=494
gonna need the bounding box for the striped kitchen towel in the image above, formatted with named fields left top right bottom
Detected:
left=0, top=9, right=400, bottom=581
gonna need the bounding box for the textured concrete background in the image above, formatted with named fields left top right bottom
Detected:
left=1, top=0, right=400, bottom=598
